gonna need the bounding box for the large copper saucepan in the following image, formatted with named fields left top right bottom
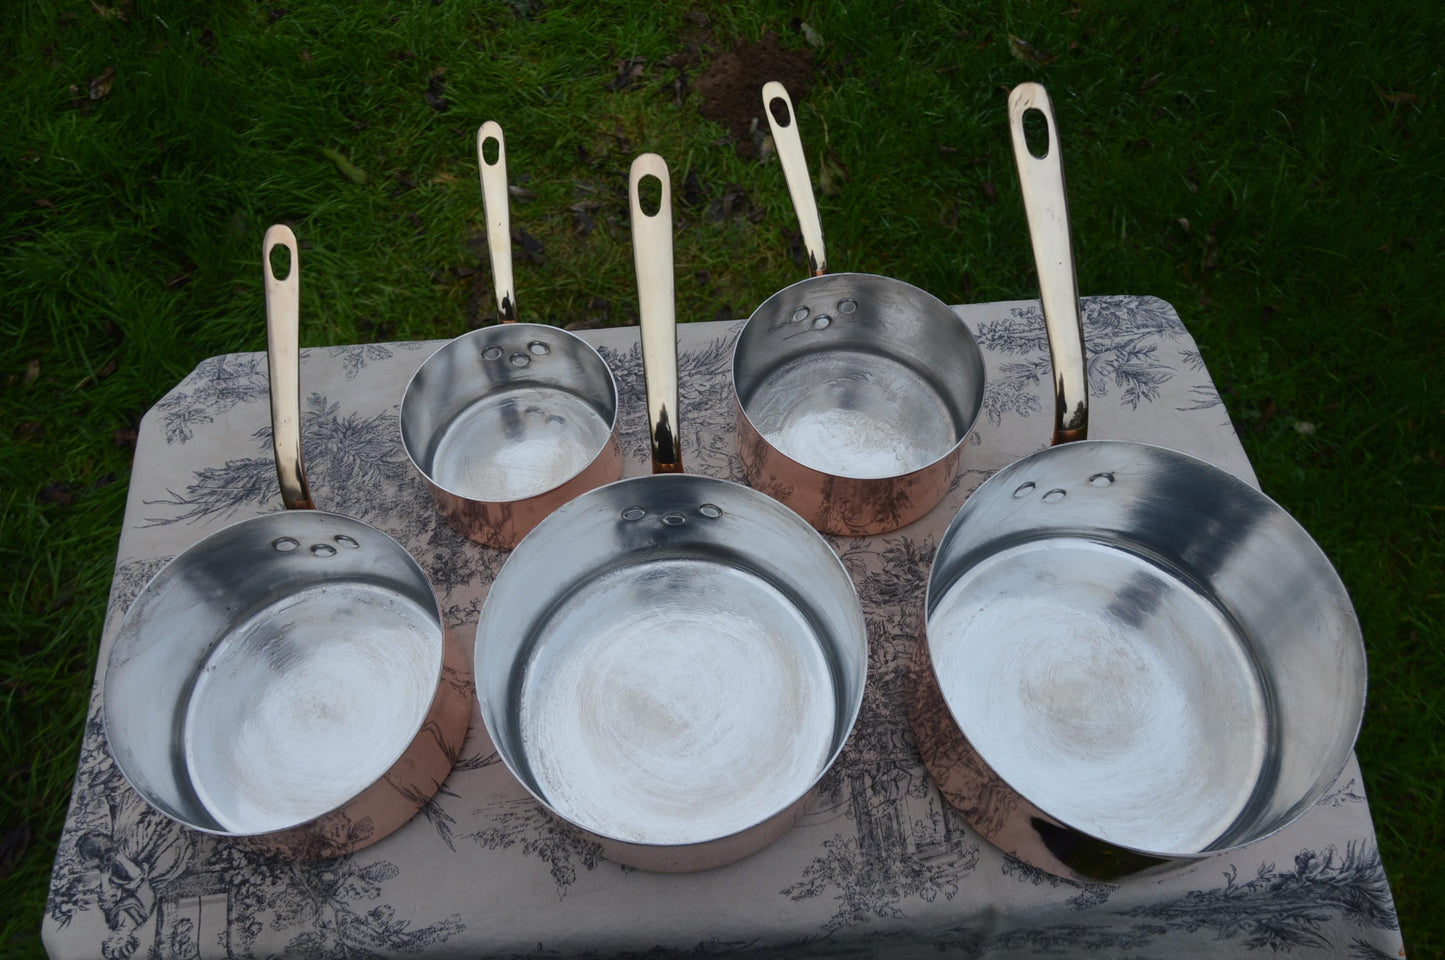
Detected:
left=910, top=83, right=1367, bottom=881
left=400, top=122, right=622, bottom=547
left=103, top=226, right=470, bottom=859
left=474, top=155, right=867, bottom=872
left=732, top=82, right=986, bottom=535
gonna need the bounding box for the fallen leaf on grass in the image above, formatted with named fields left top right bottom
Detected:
left=798, top=21, right=824, bottom=49
left=24, top=359, right=40, bottom=385
left=668, top=68, right=689, bottom=106
left=164, top=264, right=196, bottom=289
left=751, top=119, right=774, bottom=164
left=426, top=67, right=450, bottom=112
left=1378, top=89, right=1419, bottom=105
left=682, top=170, right=707, bottom=208
left=570, top=203, right=596, bottom=236
left=40, top=484, right=74, bottom=506
left=587, top=296, right=612, bottom=325
left=939, top=199, right=959, bottom=231
left=89, top=66, right=116, bottom=100
left=390, top=171, right=416, bottom=198
left=512, top=227, right=545, bottom=264
left=320, top=147, right=368, bottom=184
left=77, top=359, right=118, bottom=389
left=90, top=1, right=128, bottom=21
left=705, top=184, right=749, bottom=222
left=818, top=150, right=849, bottom=197
left=607, top=57, right=646, bottom=92
left=1008, top=34, right=1057, bottom=66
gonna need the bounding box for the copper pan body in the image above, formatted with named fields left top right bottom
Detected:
left=474, top=155, right=868, bottom=873
left=400, top=122, right=621, bottom=548
left=103, top=226, right=470, bottom=860
left=732, top=83, right=984, bottom=535
left=910, top=84, right=1366, bottom=882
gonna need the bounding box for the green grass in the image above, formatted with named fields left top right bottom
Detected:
left=3, top=0, right=1440, bottom=955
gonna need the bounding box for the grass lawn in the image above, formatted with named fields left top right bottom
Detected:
left=3, top=0, right=1439, bottom=955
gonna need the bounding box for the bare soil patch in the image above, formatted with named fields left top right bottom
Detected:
left=697, top=34, right=814, bottom=158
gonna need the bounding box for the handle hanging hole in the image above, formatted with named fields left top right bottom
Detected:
left=1023, top=108, right=1050, bottom=159
left=768, top=96, right=792, bottom=128
left=481, top=135, right=501, bottom=166
left=636, top=175, right=663, bottom=217
left=267, top=243, right=292, bottom=282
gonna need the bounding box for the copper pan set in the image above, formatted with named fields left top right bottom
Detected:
left=103, top=82, right=1365, bottom=880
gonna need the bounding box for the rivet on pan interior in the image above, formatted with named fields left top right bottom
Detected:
left=790, top=306, right=810, bottom=323
left=837, top=298, right=858, bottom=314
left=1042, top=488, right=1067, bottom=503
left=334, top=534, right=360, bottom=548
left=698, top=503, right=723, bottom=518
left=528, top=341, right=550, bottom=356
left=1012, top=482, right=1036, bottom=499
left=663, top=512, right=687, bottom=526
left=508, top=352, right=531, bottom=367
left=482, top=345, right=503, bottom=361
left=311, top=542, right=337, bottom=556
left=1089, top=472, right=1115, bottom=487
left=621, top=506, right=646, bottom=520
left=811, top=315, right=832, bottom=330
left=272, top=536, right=299, bottom=552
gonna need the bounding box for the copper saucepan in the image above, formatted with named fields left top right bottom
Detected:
left=103, top=226, right=470, bottom=859
left=731, top=82, right=986, bottom=535
left=474, top=155, right=868, bottom=872
left=399, top=122, right=622, bottom=548
left=910, top=84, right=1367, bottom=881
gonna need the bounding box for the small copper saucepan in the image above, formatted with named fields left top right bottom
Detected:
left=103, top=226, right=470, bottom=859
left=400, top=122, right=622, bottom=547
left=910, top=84, right=1367, bottom=881
left=474, top=155, right=868, bottom=872
left=732, top=82, right=986, bottom=535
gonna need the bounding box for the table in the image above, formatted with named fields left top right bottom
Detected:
left=44, top=297, right=1403, bottom=958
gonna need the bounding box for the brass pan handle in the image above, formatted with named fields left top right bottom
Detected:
left=262, top=224, right=315, bottom=510
left=629, top=153, right=683, bottom=474
left=1008, top=82, right=1089, bottom=445
left=477, top=121, right=517, bottom=323
left=762, top=81, right=827, bottom=277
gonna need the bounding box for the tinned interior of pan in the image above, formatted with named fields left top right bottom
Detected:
left=733, top=274, right=984, bottom=480
left=401, top=324, right=618, bottom=502
left=925, top=441, right=1366, bottom=858
left=476, top=475, right=867, bottom=847
left=103, top=512, right=446, bottom=836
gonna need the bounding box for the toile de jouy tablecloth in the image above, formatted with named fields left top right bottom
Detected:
left=44, top=297, right=1404, bottom=959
